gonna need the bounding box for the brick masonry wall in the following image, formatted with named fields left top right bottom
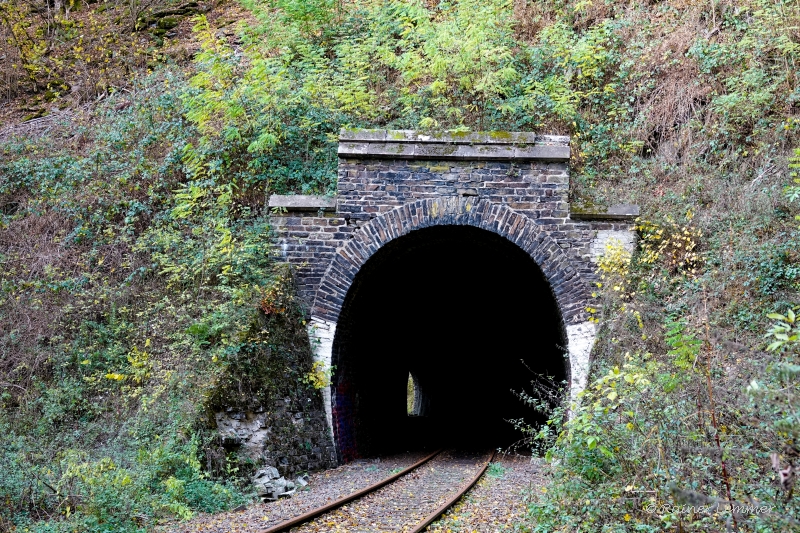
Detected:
left=311, top=196, right=594, bottom=325
left=338, top=157, right=634, bottom=275
left=270, top=212, right=351, bottom=305
left=338, top=159, right=570, bottom=222
left=269, top=130, right=639, bottom=460
left=271, top=157, right=635, bottom=310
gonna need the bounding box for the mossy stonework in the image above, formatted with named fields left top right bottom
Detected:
left=269, top=130, right=638, bottom=457
left=211, top=266, right=337, bottom=476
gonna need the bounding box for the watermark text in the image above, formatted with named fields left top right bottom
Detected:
left=642, top=502, right=775, bottom=515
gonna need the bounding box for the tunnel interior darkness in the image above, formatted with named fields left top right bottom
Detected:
left=330, top=225, right=566, bottom=461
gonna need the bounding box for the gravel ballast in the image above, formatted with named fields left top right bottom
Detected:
left=163, top=451, right=430, bottom=533
left=425, top=455, right=545, bottom=532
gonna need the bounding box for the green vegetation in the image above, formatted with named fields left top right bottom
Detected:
left=486, top=462, right=507, bottom=479
left=1, top=0, right=800, bottom=531
left=0, top=68, right=318, bottom=531
left=0, top=0, right=187, bottom=112
left=525, top=182, right=800, bottom=530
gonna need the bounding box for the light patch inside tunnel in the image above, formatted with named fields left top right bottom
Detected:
left=328, top=225, right=568, bottom=461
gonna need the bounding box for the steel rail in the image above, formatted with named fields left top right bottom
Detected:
left=409, top=450, right=497, bottom=533
left=261, top=449, right=442, bottom=533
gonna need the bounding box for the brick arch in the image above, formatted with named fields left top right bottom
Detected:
left=311, top=197, right=591, bottom=326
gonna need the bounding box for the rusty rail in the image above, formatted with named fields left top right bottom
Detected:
left=261, top=449, right=441, bottom=533
left=410, top=450, right=496, bottom=533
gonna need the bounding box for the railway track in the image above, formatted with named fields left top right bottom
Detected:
left=262, top=449, right=495, bottom=533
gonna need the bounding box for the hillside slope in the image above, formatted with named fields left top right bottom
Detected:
left=1, top=0, right=800, bottom=531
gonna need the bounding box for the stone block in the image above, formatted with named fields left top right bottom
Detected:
left=269, top=195, right=337, bottom=211
left=570, top=203, right=640, bottom=221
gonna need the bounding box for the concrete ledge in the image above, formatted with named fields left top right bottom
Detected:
left=269, top=194, right=337, bottom=212
left=570, top=204, right=640, bottom=221
left=338, top=129, right=570, bottom=161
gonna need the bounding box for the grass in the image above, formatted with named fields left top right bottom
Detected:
left=486, top=463, right=507, bottom=479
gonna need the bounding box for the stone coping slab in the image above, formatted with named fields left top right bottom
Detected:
left=269, top=194, right=337, bottom=211
left=338, top=129, right=570, bottom=161
left=570, top=204, right=640, bottom=221
left=340, top=129, right=569, bottom=145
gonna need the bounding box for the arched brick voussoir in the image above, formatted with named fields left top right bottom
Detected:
left=311, top=198, right=593, bottom=325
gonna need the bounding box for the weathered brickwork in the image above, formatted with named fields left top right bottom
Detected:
left=270, top=213, right=352, bottom=304
left=312, top=196, right=590, bottom=324
left=338, top=159, right=570, bottom=222
left=271, top=133, right=636, bottom=319
left=269, top=130, right=638, bottom=458
left=335, top=157, right=634, bottom=295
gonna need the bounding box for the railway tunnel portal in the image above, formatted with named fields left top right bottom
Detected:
left=269, top=130, right=638, bottom=462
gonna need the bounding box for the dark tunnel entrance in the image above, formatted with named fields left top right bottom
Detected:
left=330, top=225, right=567, bottom=462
